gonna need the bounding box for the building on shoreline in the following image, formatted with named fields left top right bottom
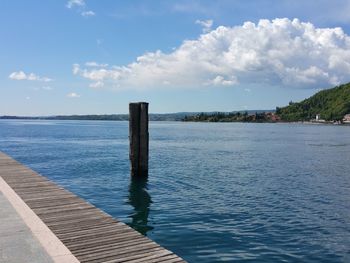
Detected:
left=313, top=114, right=326, bottom=123
left=343, top=114, right=350, bottom=123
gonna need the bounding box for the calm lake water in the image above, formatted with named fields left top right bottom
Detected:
left=0, top=120, right=349, bottom=262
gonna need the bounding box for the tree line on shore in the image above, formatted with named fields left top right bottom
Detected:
left=276, top=83, right=350, bottom=121
left=183, top=82, right=350, bottom=123
left=182, top=111, right=278, bottom=122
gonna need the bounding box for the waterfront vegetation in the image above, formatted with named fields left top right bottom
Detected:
left=182, top=111, right=278, bottom=122
left=183, top=82, right=350, bottom=123
left=276, top=82, right=350, bottom=121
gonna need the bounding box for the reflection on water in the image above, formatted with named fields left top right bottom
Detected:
left=1, top=120, right=350, bottom=262
left=127, top=176, right=153, bottom=236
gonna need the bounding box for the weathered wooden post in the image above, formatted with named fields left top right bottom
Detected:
left=129, top=102, right=149, bottom=176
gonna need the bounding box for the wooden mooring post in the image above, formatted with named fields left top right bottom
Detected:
left=129, top=102, right=149, bottom=176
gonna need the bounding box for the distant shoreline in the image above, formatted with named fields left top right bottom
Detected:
left=182, top=120, right=350, bottom=125
left=0, top=110, right=273, bottom=122
left=1, top=116, right=349, bottom=125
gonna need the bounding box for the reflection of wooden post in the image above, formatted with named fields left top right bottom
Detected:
left=129, top=102, right=149, bottom=176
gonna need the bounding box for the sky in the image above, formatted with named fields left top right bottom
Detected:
left=1, top=0, right=350, bottom=115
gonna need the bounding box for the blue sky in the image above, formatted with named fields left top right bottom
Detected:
left=1, top=0, right=350, bottom=115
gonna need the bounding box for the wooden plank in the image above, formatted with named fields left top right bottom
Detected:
left=60, top=227, right=137, bottom=243
left=33, top=204, right=95, bottom=214
left=102, top=249, right=169, bottom=263
left=51, top=221, right=120, bottom=235
left=55, top=224, right=128, bottom=239
left=71, top=238, right=152, bottom=256
left=69, top=235, right=142, bottom=252
left=124, top=253, right=178, bottom=263
left=0, top=151, right=185, bottom=263
left=77, top=244, right=162, bottom=262
left=46, top=216, right=116, bottom=229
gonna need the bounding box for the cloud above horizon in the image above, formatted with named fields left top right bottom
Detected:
left=195, top=19, right=213, bottom=33
left=73, top=18, right=350, bottom=91
left=85, top=61, right=108, bottom=67
left=66, top=0, right=85, bottom=9
left=81, top=10, right=95, bottom=17
left=9, top=71, right=52, bottom=82
left=67, top=92, right=80, bottom=98
left=66, top=0, right=95, bottom=17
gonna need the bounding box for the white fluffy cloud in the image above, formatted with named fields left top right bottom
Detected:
left=66, top=0, right=85, bottom=9
left=81, top=10, right=95, bottom=17
left=89, top=81, right=104, bottom=88
left=85, top=61, right=108, bottom=67
left=67, top=92, right=81, bottom=98
left=195, top=19, right=213, bottom=33
left=210, top=75, right=237, bottom=86
left=9, top=71, right=52, bottom=82
left=67, top=0, right=95, bottom=17
left=73, top=18, right=350, bottom=90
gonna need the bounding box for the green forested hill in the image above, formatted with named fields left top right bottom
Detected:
left=276, top=83, right=350, bottom=121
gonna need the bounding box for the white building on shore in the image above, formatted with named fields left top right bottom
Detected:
left=314, top=114, right=325, bottom=122
left=343, top=114, right=350, bottom=123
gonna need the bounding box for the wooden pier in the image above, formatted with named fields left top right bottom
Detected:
left=0, top=151, right=185, bottom=263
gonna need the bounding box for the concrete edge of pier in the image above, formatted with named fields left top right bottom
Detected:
left=0, top=176, right=79, bottom=263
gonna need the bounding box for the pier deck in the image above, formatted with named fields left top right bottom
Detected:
left=0, top=151, right=185, bottom=263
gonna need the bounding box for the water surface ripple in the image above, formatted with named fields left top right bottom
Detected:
left=0, top=120, right=349, bottom=262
